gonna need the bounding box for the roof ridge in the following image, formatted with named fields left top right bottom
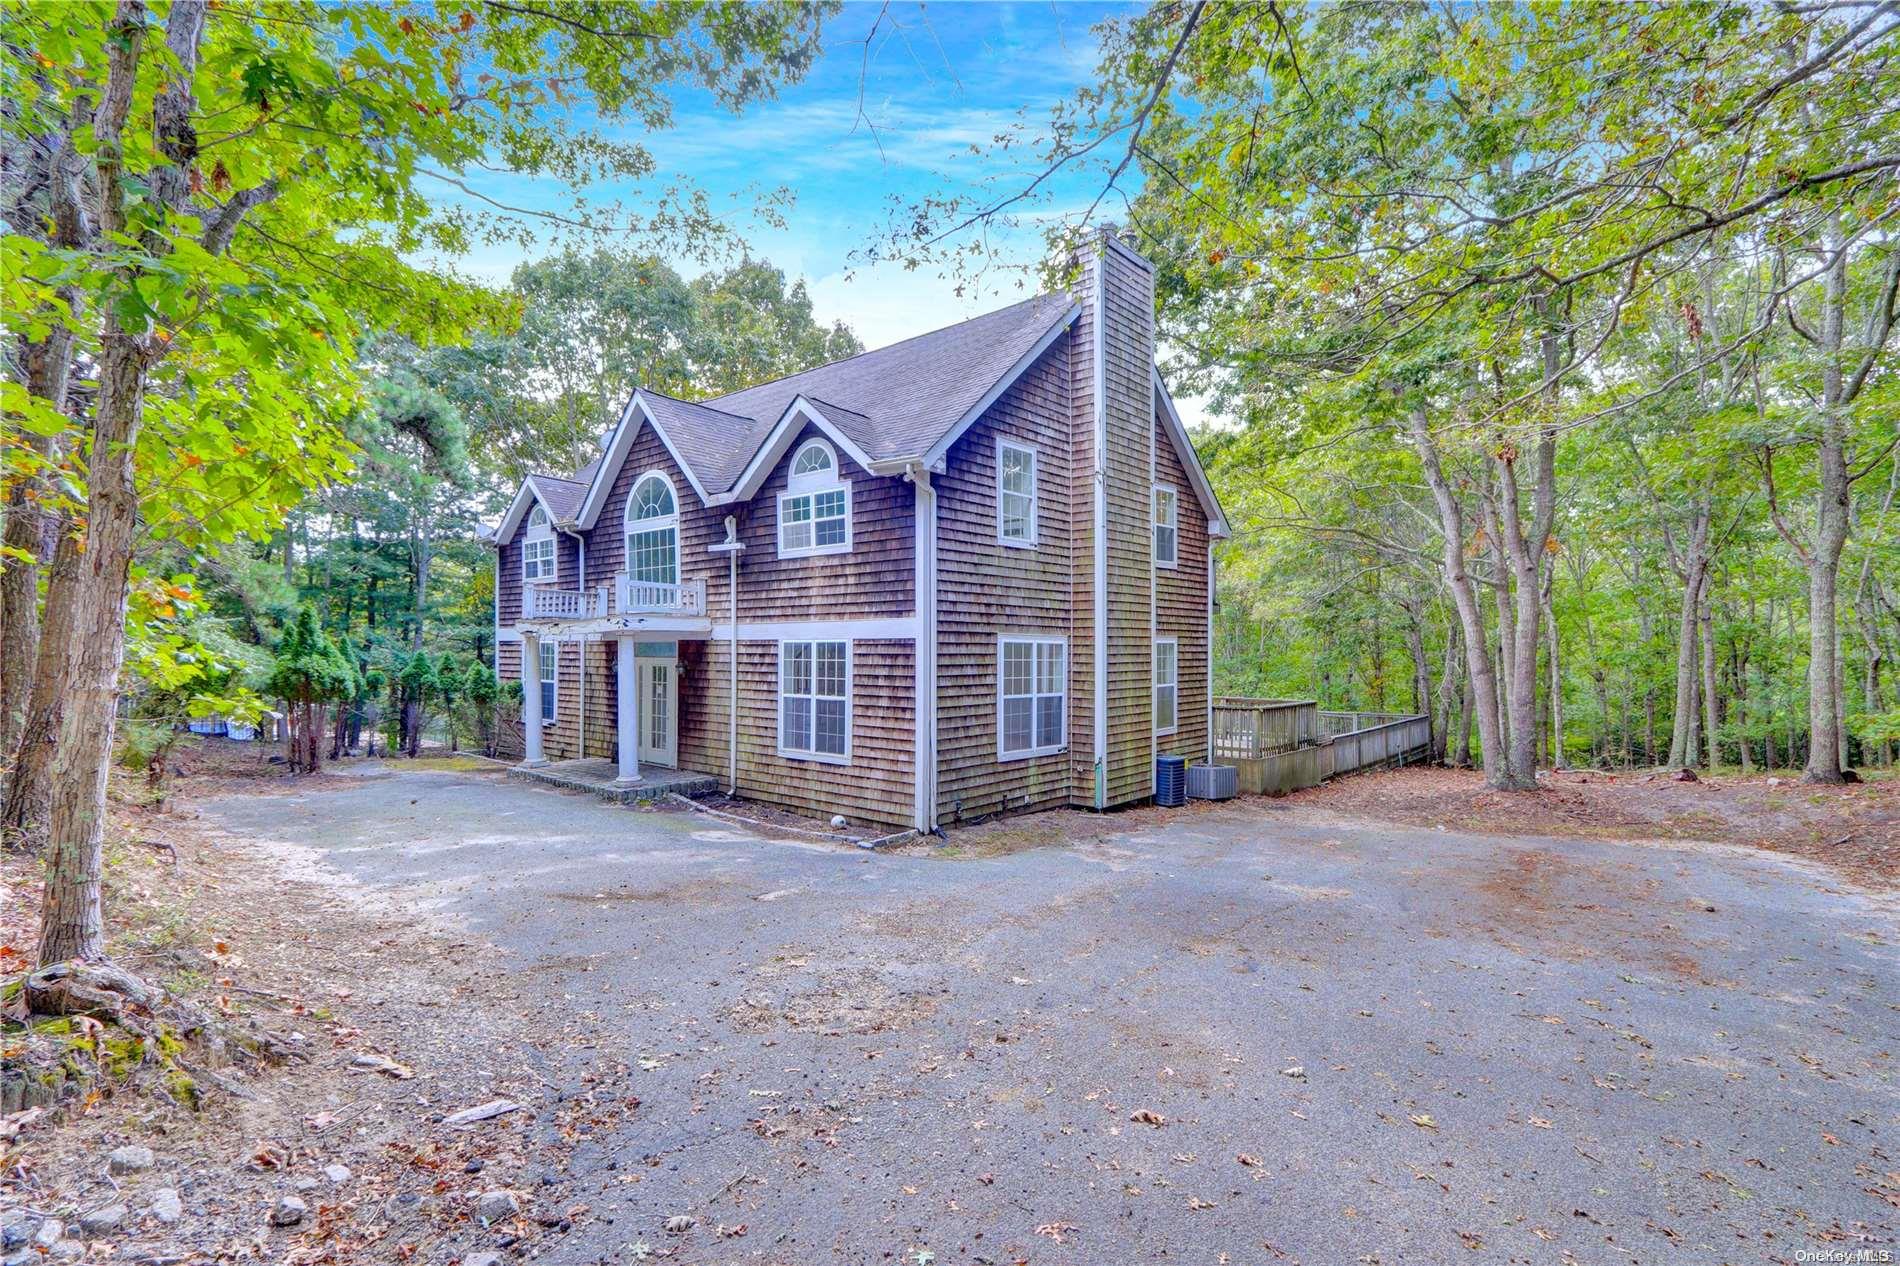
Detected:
left=799, top=394, right=874, bottom=421
left=527, top=471, right=587, bottom=485
left=703, top=291, right=1067, bottom=405
left=635, top=387, right=756, bottom=423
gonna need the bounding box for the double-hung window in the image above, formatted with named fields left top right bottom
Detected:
left=522, top=506, right=556, bottom=581
left=998, top=636, right=1066, bottom=759
left=997, top=439, right=1038, bottom=547
left=779, top=639, right=850, bottom=762
left=778, top=439, right=851, bottom=557
left=1153, top=485, right=1178, bottom=568
left=538, top=640, right=558, bottom=722
left=1153, top=637, right=1178, bottom=735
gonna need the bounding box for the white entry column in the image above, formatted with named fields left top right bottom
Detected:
left=615, top=635, right=641, bottom=784
left=521, top=631, right=546, bottom=766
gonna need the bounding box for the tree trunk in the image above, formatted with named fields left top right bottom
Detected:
left=2, top=117, right=90, bottom=772
left=1666, top=496, right=1712, bottom=768
left=1700, top=584, right=1720, bottom=770
left=1545, top=589, right=1565, bottom=770
left=1408, top=406, right=1508, bottom=787
left=37, top=333, right=149, bottom=965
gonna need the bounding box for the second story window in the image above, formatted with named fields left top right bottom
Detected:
left=778, top=438, right=851, bottom=558
left=522, top=505, right=556, bottom=581
left=1153, top=485, right=1178, bottom=569
left=997, top=439, right=1038, bottom=547
left=626, top=472, right=679, bottom=585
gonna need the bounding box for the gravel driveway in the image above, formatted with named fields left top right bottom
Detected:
left=202, top=765, right=1900, bottom=1265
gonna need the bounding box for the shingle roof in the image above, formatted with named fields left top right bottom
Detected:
left=635, top=391, right=762, bottom=495
left=568, top=291, right=1077, bottom=496
left=526, top=473, right=587, bottom=522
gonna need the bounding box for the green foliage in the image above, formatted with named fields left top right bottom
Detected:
left=464, top=662, right=499, bottom=707
left=268, top=607, right=353, bottom=707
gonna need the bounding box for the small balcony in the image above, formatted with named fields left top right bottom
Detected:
left=523, top=574, right=706, bottom=622
left=616, top=573, right=706, bottom=617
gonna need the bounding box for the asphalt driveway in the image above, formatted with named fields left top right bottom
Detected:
left=201, top=766, right=1900, bottom=1265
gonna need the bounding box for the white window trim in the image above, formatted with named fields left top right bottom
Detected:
left=777, top=638, right=852, bottom=765
left=538, top=639, right=558, bottom=723
left=1154, top=484, right=1179, bottom=570
left=522, top=505, right=557, bottom=583
left=996, top=634, right=1068, bottom=761
left=777, top=440, right=853, bottom=559
left=1154, top=636, right=1179, bottom=737
left=624, top=469, right=681, bottom=583
left=996, top=437, right=1039, bottom=549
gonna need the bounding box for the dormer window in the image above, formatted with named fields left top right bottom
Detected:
left=522, top=503, right=556, bottom=581
left=626, top=472, right=679, bottom=585
left=778, top=438, right=851, bottom=558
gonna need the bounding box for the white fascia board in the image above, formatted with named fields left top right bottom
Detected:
left=1152, top=367, right=1230, bottom=539
left=493, top=480, right=560, bottom=545
left=717, top=397, right=880, bottom=504
left=575, top=392, right=715, bottom=529
left=918, top=304, right=1082, bottom=471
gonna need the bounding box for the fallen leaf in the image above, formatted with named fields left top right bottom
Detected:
left=1130, top=1109, right=1167, bottom=1127
left=1409, top=1113, right=1439, bottom=1130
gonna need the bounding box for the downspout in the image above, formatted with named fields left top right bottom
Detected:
left=906, top=462, right=938, bottom=832
left=1207, top=541, right=1216, bottom=764
left=708, top=515, right=745, bottom=796
left=728, top=547, right=738, bottom=795
left=1091, top=246, right=1109, bottom=809
left=561, top=524, right=587, bottom=756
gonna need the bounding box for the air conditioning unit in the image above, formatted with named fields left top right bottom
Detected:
left=1187, top=763, right=1238, bottom=801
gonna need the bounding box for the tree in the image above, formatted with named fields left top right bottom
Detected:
left=464, top=661, right=500, bottom=758
left=396, top=649, right=439, bottom=759
left=265, top=607, right=350, bottom=778
left=4, top=0, right=833, bottom=974
left=888, top=0, right=1897, bottom=788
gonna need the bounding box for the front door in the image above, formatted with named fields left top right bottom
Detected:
left=636, top=656, right=677, bottom=767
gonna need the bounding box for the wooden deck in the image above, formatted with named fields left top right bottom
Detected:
left=508, top=757, right=720, bottom=805
left=1211, top=698, right=1431, bottom=795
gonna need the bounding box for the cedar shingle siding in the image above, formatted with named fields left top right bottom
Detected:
left=489, top=231, right=1218, bottom=832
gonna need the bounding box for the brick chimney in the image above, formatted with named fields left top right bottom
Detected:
left=1067, top=226, right=1158, bottom=809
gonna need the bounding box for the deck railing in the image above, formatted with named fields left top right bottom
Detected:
left=1210, top=698, right=1432, bottom=794
left=523, top=583, right=604, bottom=620
left=1212, top=697, right=1318, bottom=760
left=614, top=574, right=706, bottom=617
left=523, top=574, right=707, bottom=622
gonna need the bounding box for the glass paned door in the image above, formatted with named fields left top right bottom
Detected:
left=636, top=657, right=677, bottom=767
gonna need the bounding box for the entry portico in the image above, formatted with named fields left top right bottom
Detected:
left=517, top=580, right=712, bottom=788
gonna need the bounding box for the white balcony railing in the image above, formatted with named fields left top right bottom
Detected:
left=523, top=582, right=603, bottom=620
left=615, top=573, right=706, bottom=617
left=524, top=575, right=706, bottom=622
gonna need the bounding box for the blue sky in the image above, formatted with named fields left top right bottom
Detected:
left=450, top=1, right=1140, bottom=348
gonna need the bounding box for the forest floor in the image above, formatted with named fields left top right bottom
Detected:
left=1297, top=765, right=1900, bottom=890
left=2, top=740, right=640, bottom=1266
left=3, top=744, right=1896, bottom=1266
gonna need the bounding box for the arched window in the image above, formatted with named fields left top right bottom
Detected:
left=791, top=440, right=835, bottom=483
left=625, top=471, right=679, bottom=585
left=522, top=502, right=555, bottom=581
left=779, top=439, right=851, bottom=557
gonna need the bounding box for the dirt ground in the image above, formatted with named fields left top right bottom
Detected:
left=1292, top=765, right=1900, bottom=889
left=2, top=742, right=636, bottom=1265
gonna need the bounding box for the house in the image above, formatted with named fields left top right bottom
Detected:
left=483, top=229, right=1227, bottom=831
